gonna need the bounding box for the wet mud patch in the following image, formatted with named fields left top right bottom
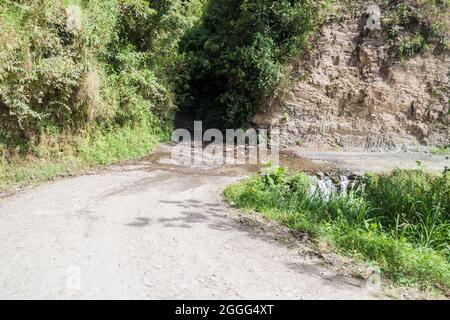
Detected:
left=126, top=144, right=333, bottom=177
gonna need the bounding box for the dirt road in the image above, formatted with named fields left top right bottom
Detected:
left=0, top=145, right=381, bottom=299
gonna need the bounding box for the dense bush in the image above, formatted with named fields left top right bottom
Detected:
left=0, top=1, right=86, bottom=143
left=1, top=0, right=447, bottom=148
left=0, top=0, right=205, bottom=152
left=382, top=0, right=449, bottom=57
left=224, top=168, right=450, bottom=289
left=178, top=0, right=329, bottom=128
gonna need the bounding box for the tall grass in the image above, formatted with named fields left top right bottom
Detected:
left=362, top=170, right=449, bottom=252
left=0, top=122, right=165, bottom=192
left=224, top=168, right=450, bottom=290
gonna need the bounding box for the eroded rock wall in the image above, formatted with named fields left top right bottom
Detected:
left=257, top=2, right=449, bottom=151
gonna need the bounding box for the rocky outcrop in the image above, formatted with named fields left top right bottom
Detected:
left=256, top=1, right=449, bottom=151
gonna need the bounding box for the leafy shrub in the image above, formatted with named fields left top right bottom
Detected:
left=0, top=0, right=205, bottom=154
left=179, top=0, right=329, bottom=128
left=399, top=34, right=428, bottom=57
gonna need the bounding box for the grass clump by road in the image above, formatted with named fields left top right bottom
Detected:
left=0, top=122, right=164, bottom=192
left=224, top=167, right=450, bottom=292
left=431, top=146, right=450, bottom=156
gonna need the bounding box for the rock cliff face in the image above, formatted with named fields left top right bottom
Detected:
left=256, top=1, right=449, bottom=151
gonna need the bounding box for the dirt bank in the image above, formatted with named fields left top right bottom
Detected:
left=0, top=144, right=380, bottom=299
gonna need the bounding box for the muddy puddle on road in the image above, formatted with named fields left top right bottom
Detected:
left=125, top=144, right=334, bottom=177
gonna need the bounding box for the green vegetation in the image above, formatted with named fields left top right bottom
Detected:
left=224, top=167, right=450, bottom=290
left=0, top=0, right=448, bottom=199
left=0, top=0, right=206, bottom=191
left=178, top=0, right=332, bottom=128
left=0, top=122, right=162, bottom=191
left=0, top=0, right=449, bottom=296
left=1, top=0, right=333, bottom=190
left=382, top=0, right=449, bottom=57
left=431, top=146, right=450, bottom=156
